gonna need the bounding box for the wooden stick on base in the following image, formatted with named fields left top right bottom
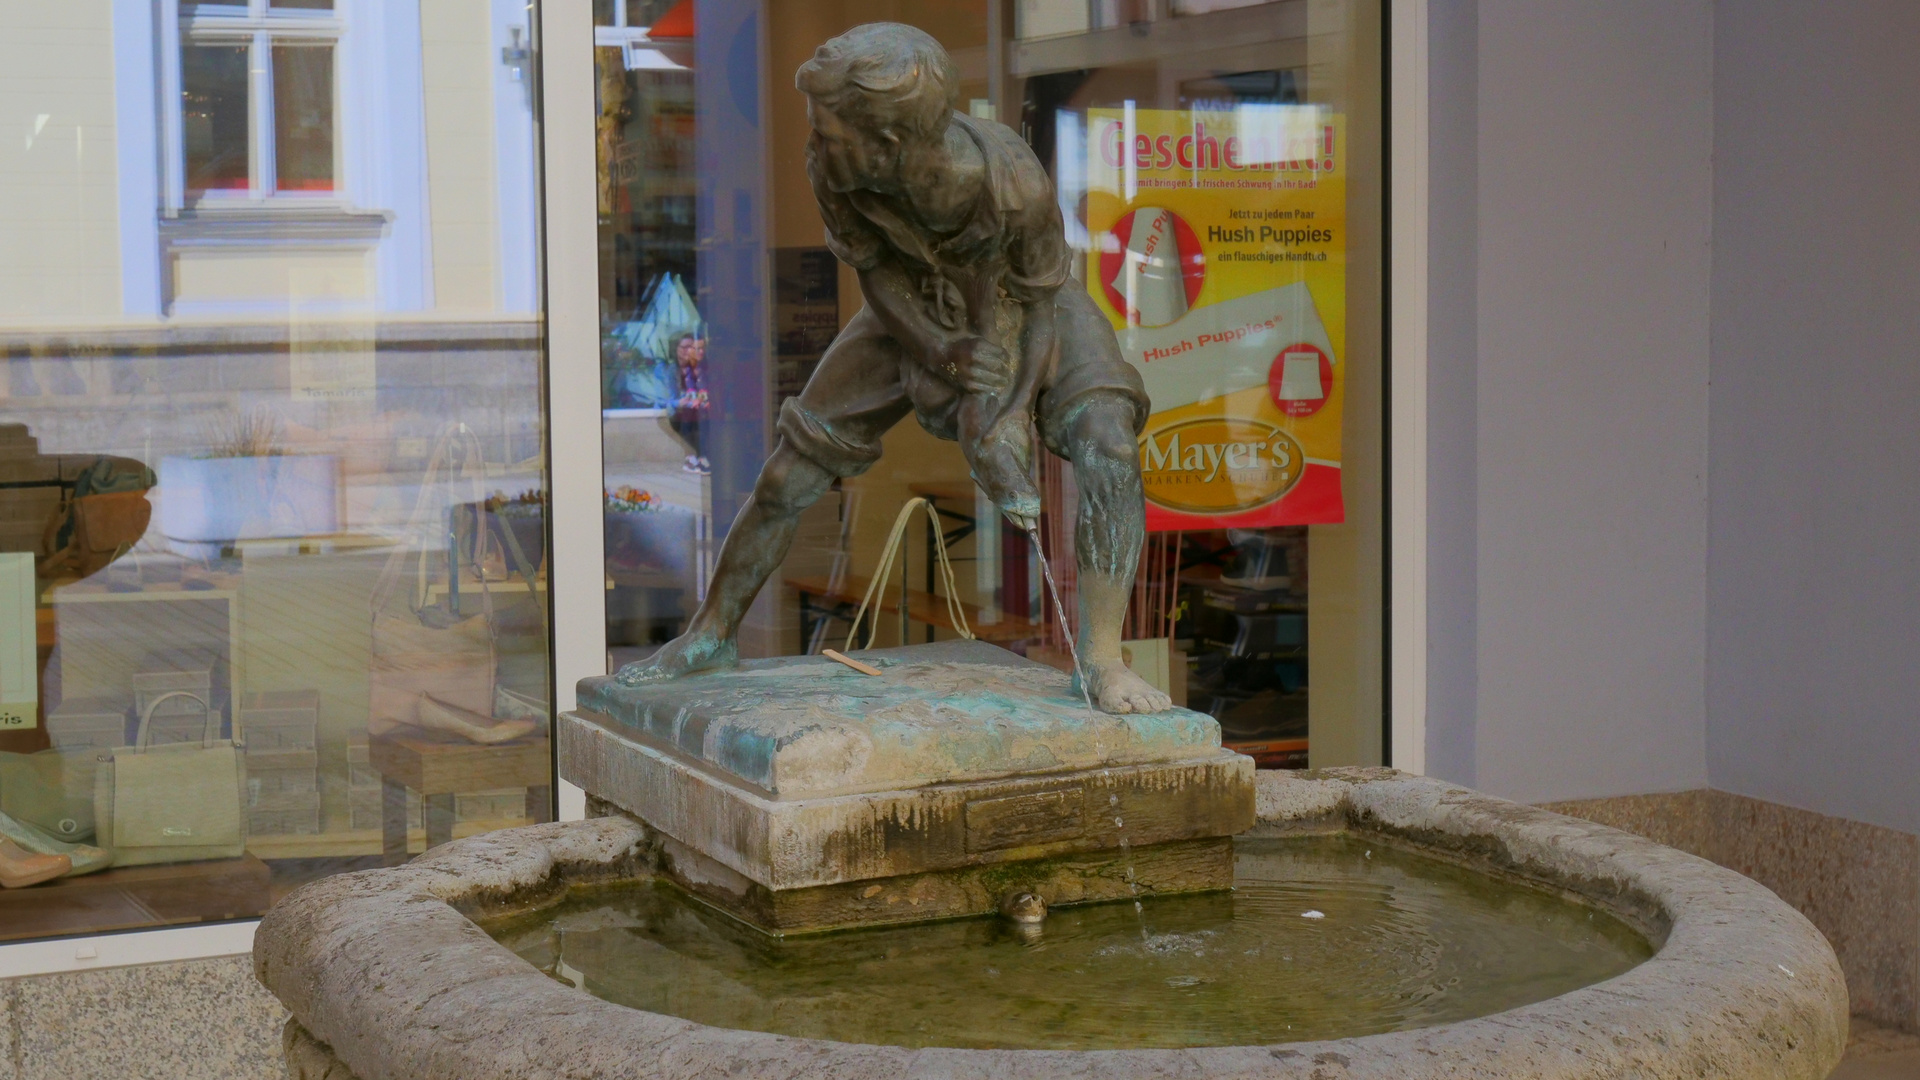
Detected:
left=821, top=649, right=883, bottom=676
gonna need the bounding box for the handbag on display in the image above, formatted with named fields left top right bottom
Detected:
left=40, top=456, right=155, bottom=579
left=367, top=425, right=499, bottom=736
left=93, top=692, right=247, bottom=867
left=0, top=748, right=99, bottom=842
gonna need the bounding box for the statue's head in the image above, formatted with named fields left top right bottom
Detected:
left=796, top=23, right=957, bottom=192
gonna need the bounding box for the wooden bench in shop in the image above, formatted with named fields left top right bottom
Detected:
left=785, top=572, right=1044, bottom=650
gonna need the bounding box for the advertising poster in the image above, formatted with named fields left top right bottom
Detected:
left=1086, top=106, right=1347, bottom=530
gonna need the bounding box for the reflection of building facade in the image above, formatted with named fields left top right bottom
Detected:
left=2, top=0, right=546, bottom=519
left=0, top=1, right=554, bottom=943
left=1, top=0, right=540, bottom=323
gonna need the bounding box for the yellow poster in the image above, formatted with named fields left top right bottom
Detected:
left=1086, top=106, right=1346, bottom=529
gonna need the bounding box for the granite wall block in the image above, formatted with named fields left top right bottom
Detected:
left=1, top=955, right=282, bottom=1080
left=2, top=978, right=19, bottom=1080
left=1545, top=788, right=1920, bottom=1033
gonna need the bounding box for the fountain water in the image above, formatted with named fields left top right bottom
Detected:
left=256, top=765, right=1849, bottom=1079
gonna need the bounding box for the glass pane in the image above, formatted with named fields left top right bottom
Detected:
left=594, top=0, right=616, bottom=26
left=596, top=42, right=698, bottom=657
left=182, top=42, right=250, bottom=194
left=273, top=44, right=335, bottom=191
left=0, top=3, right=550, bottom=942
left=273, top=0, right=336, bottom=8
left=595, top=1, right=1383, bottom=769
left=1023, top=2, right=1384, bottom=768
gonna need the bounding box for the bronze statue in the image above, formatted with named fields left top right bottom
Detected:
left=619, top=22, right=1171, bottom=714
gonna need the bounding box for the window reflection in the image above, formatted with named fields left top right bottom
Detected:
left=182, top=44, right=249, bottom=194
left=0, top=0, right=549, bottom=942
left=272, top=45, right=334, bottom=192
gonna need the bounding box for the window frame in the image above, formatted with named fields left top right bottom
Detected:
left=163, top=0, right=346, bottom=212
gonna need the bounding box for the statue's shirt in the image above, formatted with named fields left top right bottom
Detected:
left=782, top=113, right=1145, bottom=481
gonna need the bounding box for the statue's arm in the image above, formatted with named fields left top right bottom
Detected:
left=1001, top=291, right=1055, bottom=415
left=859, top=260, right=1012, bottom=395
left=806, top=146, right=1012, bottom=395
left=995, top=193, right=1070, bottom=415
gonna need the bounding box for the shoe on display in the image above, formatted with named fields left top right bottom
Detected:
left=0, top=811, right=111, bottom=877
left=0, top=837, right=71, bottom=889
left=416, top=694, right=539, bottom=745
left=696, top=456, right=711, bottom=475
left=682, top=455, right=703, bottom=474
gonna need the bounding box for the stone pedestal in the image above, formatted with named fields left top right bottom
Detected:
left=560, top=640, right=1254, bottom=933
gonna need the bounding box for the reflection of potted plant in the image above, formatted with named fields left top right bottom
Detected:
left=454, top=489, right=547, bottom=577
left=604, top=486, right=696, bottom=584
left=158, top=411, right=339, bottom=557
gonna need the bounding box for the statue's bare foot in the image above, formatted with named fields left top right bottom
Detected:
left=615, top=630, right=738, bottom=685
left=1079, top=657, right=1174, bottom=714
left=970, top=424, right=1041, bottom=532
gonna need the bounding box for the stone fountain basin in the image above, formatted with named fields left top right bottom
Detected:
left=255, top=768, right=1848, bottom=1080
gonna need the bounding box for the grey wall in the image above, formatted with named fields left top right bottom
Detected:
left=1423, top=0, right=1479, bottom=788
left=1424, top=0, right=1920, bottom=836
left=1706, top=1, right=1920, bottom=836
left=1452, top=0, right=1715, bottom=803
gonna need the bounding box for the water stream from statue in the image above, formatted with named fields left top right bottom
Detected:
left=1028, top=526, right=1095, bottom=713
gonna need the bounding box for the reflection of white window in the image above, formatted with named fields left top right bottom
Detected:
left=167, top=1, right=343, bottom=208
left=139, top=0, right=416, bottom=318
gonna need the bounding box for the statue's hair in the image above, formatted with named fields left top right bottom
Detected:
left=795, top=23, right=957, bottom=140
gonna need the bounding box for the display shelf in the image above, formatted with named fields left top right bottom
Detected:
left=45, top=576, right=240, bottom=603
left=46, top=574, right=240, bottom=730
left=369, top=728, right=552, bottom=864
left=0, top=855, right=272, bottom=943
left=421, top=569, right=609, bottom=603
left=227, top=533, right=399, bottom=557
left=246, top=818, right=537, bottom=860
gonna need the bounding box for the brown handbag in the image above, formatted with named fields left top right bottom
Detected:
left=367, top=426, right=499, bottom=736
left=41, top=488, right=152, bottom=580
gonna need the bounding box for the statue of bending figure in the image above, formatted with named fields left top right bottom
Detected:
left=618, top=22, right=1172, bottom=715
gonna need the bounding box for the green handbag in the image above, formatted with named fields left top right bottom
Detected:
left=0, top=748, right=98, bottom=841
left=94, top=692, right=247, bottom=867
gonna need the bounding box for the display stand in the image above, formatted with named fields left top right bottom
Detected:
left=370, top=727, right=551, bottom=866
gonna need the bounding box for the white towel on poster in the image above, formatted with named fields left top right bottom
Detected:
left=1276, top=350, right=1324, bottom=401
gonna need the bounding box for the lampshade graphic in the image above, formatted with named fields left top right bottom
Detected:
left=1100, top=206, right=1205, bottom=327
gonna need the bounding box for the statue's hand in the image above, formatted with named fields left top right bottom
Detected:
left=940, top=337, right=1013, bottom=395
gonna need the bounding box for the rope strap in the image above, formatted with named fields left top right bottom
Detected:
left=845, top=497, right=974, bottom=652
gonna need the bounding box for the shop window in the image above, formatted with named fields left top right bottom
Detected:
left=595, top=0, right=1383, bottom=768
left=0, top=2, right=550, bottom=944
